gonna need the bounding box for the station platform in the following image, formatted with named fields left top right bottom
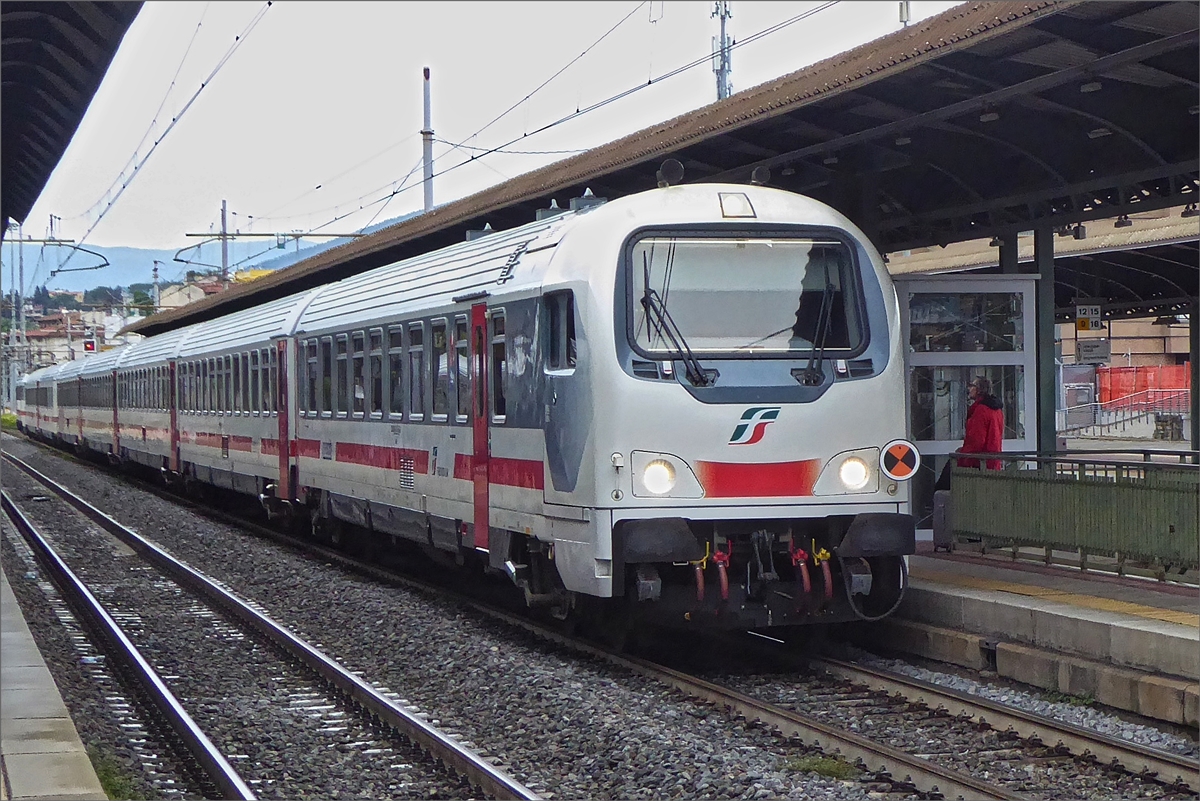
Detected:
left=858, top=542, right=1199, bottom=727
left=1, top=562, right=105, bottom=801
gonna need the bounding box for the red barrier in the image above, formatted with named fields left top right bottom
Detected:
left=1098, top=364, right=1191, bottom=405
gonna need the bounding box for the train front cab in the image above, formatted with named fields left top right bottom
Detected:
left=533, top=186, right=918, bottom=630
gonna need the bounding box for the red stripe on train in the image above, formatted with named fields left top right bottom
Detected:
left=454, top=453, right=543, bottom=489
left=335, top=442, right=430, bottom=473
left=693, top=459, right=820, bottom=498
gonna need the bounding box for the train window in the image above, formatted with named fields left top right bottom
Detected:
left=250, top=351, right=260, bottom=413
left=352, top=332, right=366, bottom=416
left=206, top=358, right=215, bottom=413
left=267, top=348, right=278, bottom=414
left=491, top=312, right=506, bottom=421
left=454, top=317, right=470, bottom=422
left=241, top=353, right=250, bottom=414
left=368, top=329, right=383, bottom=417
left=408, top=323, right=425, bottom=420
left=432, top=320, right=449, bottom=419
left=304, top=340, right=316, bottom=415
left=387, top=326, right=404, bottom=418
left=335, top=335, right=349, bottom=417
left=320, top=338, right=333, bottom=415
left=265, top=347, right=276, bottom=417
left=630, top=236, right=861, bottom=356
left=233, top=354, right=242, bottom=413
left=226, top=356, right=234, bottom=413
left=546, top=291, right=576, bottom=370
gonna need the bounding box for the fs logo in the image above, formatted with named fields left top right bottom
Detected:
left=729, top=407, right=781, bottom=445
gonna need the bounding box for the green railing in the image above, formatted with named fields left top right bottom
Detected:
left=950, top=449, right=1200, bottom=574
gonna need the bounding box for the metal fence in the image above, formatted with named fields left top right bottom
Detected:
left=950, top=449, right=1199, bottom=575
left=1058, top=388, right=1191, bottom=438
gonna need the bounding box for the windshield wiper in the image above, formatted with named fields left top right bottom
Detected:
left=798, top=261, right=834, bottom=387
left=641, top=253, right=714, bottom=387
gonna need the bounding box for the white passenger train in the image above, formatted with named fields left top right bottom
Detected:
left=18, top=182, right=920, bottom=630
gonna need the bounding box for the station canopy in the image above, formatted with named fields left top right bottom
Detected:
left=116, top=0, right=1198, bottom=337
left=1, top=2, right=142, bottom=229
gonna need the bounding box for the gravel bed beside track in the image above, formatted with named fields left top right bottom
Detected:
left=1, top=528, right=202, bottom=800
left=717, top=668, right=1189, bottom=799
left=4, top=438, right=884, bottom=800
left=853, top=654, right=1199, bottom=757
left=4, top=467, right=473, bottom=800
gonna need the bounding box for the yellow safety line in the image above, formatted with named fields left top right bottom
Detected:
left=910, top=567, right=1200, bottom=629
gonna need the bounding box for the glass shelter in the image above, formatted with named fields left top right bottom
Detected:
left=896, top=275, right=1040, bottom=530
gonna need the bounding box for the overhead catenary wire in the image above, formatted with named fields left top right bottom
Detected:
left=245, top=3, right=643, bottom=229
left=63, top=3, right=213, bottom=225
left=290, top=1, right=840, bottom=239
left=459, top=1, right=647, bottom=145
left=54, top=1, right=274, bottom=273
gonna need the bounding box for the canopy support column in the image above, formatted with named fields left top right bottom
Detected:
left=1034, top=226, right=1057, bottom=454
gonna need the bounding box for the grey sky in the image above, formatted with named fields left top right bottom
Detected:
left=25, top=1, right=958, bottom=261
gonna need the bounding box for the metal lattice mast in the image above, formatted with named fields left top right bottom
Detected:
left=713, top=2, right=733, bottom=100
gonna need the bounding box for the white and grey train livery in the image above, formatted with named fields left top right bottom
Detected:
left=18, top=182, right=920, bottom=630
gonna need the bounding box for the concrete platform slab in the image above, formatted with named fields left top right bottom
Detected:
left=1, top=563, right=104, bottom=801
left=1, top=719, right=90, bottom=756
left=3, top=751, right=104, bottom=800
left=881, top=551, right=1200, bottom=726
left=903, top=557, right=1199, bottom=681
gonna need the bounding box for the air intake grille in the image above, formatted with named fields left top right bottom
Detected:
left=398, top=457, right=416, bottom=489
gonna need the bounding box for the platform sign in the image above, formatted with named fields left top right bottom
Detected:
left=1076, top=339, right=1111, bottom=364
left=1075, top=304, right=1102, bottom=331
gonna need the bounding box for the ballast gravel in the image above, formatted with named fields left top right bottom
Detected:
left=854, top=653, right=1199, bottom=758
left=4, top=438, right=880, bottom=800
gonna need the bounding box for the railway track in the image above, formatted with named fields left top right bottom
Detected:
left=2, top=453, right=538, bottom=800
left=6, top=439, right=1196, bottom=799
left=2, top=493, right=253, bottom=800
left=809, top=657, right=1198, bottom=792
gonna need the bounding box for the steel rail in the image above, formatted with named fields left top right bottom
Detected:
left=3, top=453, right=540, bottom=801
left=812, top=657, right=1199, bottom=792
left=1, top=491, right=256, bottom=801
left=0, top=443, right=1079, bottom=799
left=475, top=625, right=1026, bottom=800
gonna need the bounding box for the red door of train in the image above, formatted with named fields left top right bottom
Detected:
left=471, top=302, right=489, bottom=549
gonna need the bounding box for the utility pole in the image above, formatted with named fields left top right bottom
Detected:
left=712, top=1, right=733, bottom=101
left=220, top=199, right=229, bottom=285
left=17, top=223, right=26, bottom=366
left=152, top=260, right=161, bottom=312
left=422, top=67, right=434, bottom=212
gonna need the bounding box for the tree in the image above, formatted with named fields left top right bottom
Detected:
left=84, top=286, right=122, bottom=307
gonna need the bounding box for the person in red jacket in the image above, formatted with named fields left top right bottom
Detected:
left=957, top=377, right=1004, bottom=470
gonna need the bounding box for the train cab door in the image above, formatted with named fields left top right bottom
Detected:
left=471, top=302, right=490, bottom=549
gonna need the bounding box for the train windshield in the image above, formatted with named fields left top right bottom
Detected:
left=629, top=236, right=863, bottom=356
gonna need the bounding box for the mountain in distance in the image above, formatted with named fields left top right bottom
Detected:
left=5, top=209, right=423, bottom=294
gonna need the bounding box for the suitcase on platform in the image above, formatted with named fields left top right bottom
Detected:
left=932, top=490, right=953, bottom=552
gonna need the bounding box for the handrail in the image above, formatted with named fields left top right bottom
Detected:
left=1061, top=389, right=1190, bottom=415
left=950, top=448, right=1200, bottom=468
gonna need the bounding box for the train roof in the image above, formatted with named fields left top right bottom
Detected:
left=76, top=344, right=133, bottom=378
left=294, top=212, right=567, bottom=335
left=40, top=184, right=872, bottom=374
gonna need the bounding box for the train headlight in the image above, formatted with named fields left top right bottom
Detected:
left=813, top=448, right=879, bottom=495
left=630, top=451, right=704, bottom=498
left=838, top=457, right=870, bottom=490
left=641, top=459, right=677, bottom=495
